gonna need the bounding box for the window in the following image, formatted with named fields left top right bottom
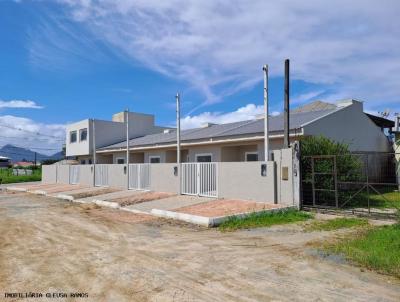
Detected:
left=70, top=131, right=77, bottom=143
left=149, top=156, right=161, bottom=163
left=88, top=159, right=92, bottom=164
left=245, top=152, right=258, bottom=162
left=80, top=159, right=86, bottom=165
left=79, top=128, right=88, bottom=142
left=116, top=158, right=125, bottom=164
left=196, top=154, right=212, bottom=162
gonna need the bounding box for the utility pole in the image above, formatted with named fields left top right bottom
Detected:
left=126, top=109, right=130, bottom=190
left=92, top=118, right=96, bottom=186
left=34, top=152, right=37, bottom=168
left=284, top=59, right=290, bottom=148
left=263, top=64, right=270, bottom=161
left=176, top=92, right=181, bottom=194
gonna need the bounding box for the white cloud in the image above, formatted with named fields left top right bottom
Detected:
left=47, top=0, right=400, bottom=112
left=0, top=100, right=43, bottom=109
left=0, top=115, right=65, bottom=155
left=180, top=103, right=265, bottom=129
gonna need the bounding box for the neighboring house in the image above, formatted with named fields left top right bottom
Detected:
left=66, top=111, right=171, bottom=164
left=65, top=99, right=394, bottom=164
left=13, top=161, right=34, bottom=168
left=0, top=156, right=11, bottom=168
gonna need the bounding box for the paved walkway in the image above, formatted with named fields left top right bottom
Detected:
left=125, top=195, right=214, bottom=213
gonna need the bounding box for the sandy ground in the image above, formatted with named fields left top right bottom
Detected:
left=176, top=199, right=282, bottom=217
left=0, top=192, right=399, bottom=302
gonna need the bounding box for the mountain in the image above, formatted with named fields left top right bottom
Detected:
left=0, top=144, right=64, bottom=163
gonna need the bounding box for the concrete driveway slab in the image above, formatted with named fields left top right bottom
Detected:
left=112, top=191, right=176, bottom=207
left=54, top=187, right=121, bottom=200
left=175, top=199, right=283, bottom=217
left=75, top=189, right=143, bottom=203
left=125, top=195, right=214, bottom=213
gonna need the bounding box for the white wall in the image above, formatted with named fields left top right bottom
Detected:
left=66, top=119, right=90, bottom=156
left=187, top=145, right=221, bottom=162
left=304, top=102, right=391, bottom=152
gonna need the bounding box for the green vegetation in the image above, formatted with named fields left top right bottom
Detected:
left=362, top=190, right=400, bottom=209
left=218, top=209, right=313, bottom=231
left=326, top=224, right=400, bottom=278
left=0, top=168, right=41, bottom=184
left=306, top=217, right=368, bottom=231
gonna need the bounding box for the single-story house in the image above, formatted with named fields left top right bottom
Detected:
left=65, top=99, right=394, bottom=164
left=13, top=161, right=35, bottom=168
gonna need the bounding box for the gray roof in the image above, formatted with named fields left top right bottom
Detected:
left=99, top=108, right=338, bottom=150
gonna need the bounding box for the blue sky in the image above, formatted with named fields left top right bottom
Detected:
left=0, top=0, right=399, bottom=154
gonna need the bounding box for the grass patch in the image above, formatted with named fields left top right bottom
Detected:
left=306, top=217, right=369, bottom=232
left=219, top=209, right=313, bottom=231
left=344, top=189, right=400, bottom=209
left=325, top=224, right=400, bottom=277
left=0, top=168, right=41, bottom=184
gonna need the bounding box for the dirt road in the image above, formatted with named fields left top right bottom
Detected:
left=0, top=192, right=399, bottom=301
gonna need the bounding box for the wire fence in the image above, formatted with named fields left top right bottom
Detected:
left=301, top=152, right=400, bottom=214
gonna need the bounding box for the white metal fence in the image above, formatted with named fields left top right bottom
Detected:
left=129, top=164, right=150, bottom=190
left=95, top=164, right=109, bottom=187
left=69, top=165, right=80, bottom=184
left=181, top=163, right=218, bottom=198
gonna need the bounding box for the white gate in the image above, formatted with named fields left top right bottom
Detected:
left=69, top=165, right=80, bottom=184
left=129, top=164, right=150, bottom=190
left=95, top=164, right=109, bottom=187
left=181, top=163, right=218, bottom=197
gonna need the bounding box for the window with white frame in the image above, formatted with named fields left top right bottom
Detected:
left=70, top=131, right=77, bottom=143
left=149, top=156, right=161, bottom=163
left=245, top=152, right=258, bottom=162
left=79, top=128, right=88, bottom=142
left=116, top=157, right=125, bottom=164
left=196, top=153, right=212, bottom=162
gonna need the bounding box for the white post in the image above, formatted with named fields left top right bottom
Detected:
left=263, top=64, right=270, bottom=161
left=126, top=109, right=130, bottom=190
left=92, top=118, right=96, bottom=186
left=176, top=93, right=181, bottom=194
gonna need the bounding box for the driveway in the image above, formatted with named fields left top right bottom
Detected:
left=0, top=191, right=399, bottom=301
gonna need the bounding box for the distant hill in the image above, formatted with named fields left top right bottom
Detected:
left=0, top=144, right=64, bottom=163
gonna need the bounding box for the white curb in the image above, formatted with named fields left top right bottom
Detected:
left=151, top=209, right=212, bottom=226
left=151, top=206, right=296, bottom=227
left=6, top=186, right=27, bottom=192
left=93, top=199, right=120, bottom=209
left=31, top=190, right=47, bottom=195
left=119, top=207, right=151, bottom=215
left=56, top=194, right=74, bottom=201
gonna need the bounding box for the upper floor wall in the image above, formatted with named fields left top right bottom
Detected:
left=66, top=111, right=170, bottom=157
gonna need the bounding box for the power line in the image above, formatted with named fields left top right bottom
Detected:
left=0, top=123, right=65, bottom=140
left=0, top=135, right=64, bottom=143
left=1, top=145, right=62, bottom=151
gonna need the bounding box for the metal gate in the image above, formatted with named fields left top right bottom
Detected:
left=129, top=164, right=150, bottom=190
left=95, top=164, right=109, bottom=187
left=181, top=163, right=218, bottom=197
left=69, top=165, right=80, bottom=184
left=301, top=152, right=400, bottom=215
